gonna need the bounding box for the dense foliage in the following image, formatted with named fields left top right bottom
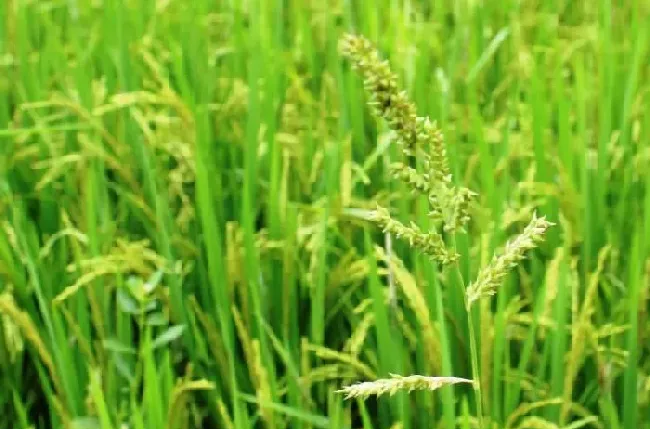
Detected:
left=1, top=1, right=649, bottom=428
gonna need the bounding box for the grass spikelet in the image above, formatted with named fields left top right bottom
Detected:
left=0, top=292, right=62, bottom=396
left=445, top=186, right=477, bottom=233
left=232, top=306, right=255, bottom=384
left=53, top=267, right=117, bottom=305
left=340, top=33, right=476, bottom=235
left=389, top=162, right=431, bottom=194
left=373, top=207, right=458, bottom=265
left=345, top=311, right=375, bottom=356
left=38, top=227, right=88, bottom=260
left=467, top=213, right=554, bottom=307
left=252, top=340, right=276, bottom=429
left=167, top=378, right=215, bottom=429
left=506, top=398, right=563, bottom=428
left=561, top=247, right=610, bottom=423
left=339, top=34, right=418, bottom=151
left=337, top=374, right=474, bottom=400
left=301, top=364, right=358, bottom=385
left=1, top=298, right=24, bottom=362
left=416, top=117, right=451, bottom=183
left=306, top=343, right=376, bottom=380
left=2, top=220, right=27, bottom=264
left=54, top=238, right=167, bottom=304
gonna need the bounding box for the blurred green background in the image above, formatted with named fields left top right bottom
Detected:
left=1, top=1, right=649, bottom=428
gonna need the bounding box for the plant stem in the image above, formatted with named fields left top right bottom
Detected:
left=451, top=236, right=485, bottom=428
left=466, top=298, right=485, bottom=427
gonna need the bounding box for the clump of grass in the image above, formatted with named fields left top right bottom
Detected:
left=2, top=2, right=647, bottom=428
left=337, top=33, right=553, bottom=424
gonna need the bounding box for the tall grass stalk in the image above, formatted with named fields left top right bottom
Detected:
left=338, top=34, right=552, bottom=429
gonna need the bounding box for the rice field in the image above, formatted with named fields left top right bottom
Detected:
left=1, top=1, right=649, bottom=428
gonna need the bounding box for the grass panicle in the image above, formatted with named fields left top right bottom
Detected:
left=339, top=34, right=418, bottom=152
left=337, top=374, right=474, bottom=400
left=373, top=206, right=458, bottom=265
left=467, top=213, right=555, bottom=308
left=339, top=33, right=554, bottom=428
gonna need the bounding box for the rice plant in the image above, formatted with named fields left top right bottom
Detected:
left=0, top=1, right=649, bottom=429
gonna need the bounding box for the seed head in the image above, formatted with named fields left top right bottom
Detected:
left=338, top=374, right=474, bottom=400
left=466, top=213, right=554, bottom=307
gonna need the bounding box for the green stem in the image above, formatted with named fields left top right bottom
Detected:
left=451, top=236, right=485, bottom=427
left=466, top=298, right=485, bottom=427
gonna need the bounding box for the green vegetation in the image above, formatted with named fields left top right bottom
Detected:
left=1, top=1, right=649, bottom=428
left=336, top=33, right=553, bottom=429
